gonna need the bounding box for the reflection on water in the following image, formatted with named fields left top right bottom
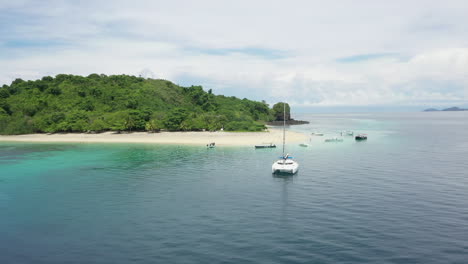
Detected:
left=275, top=175, right=294, bottom=225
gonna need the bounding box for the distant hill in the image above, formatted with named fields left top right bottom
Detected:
left=424, top=107, right=468, bottom=112
left=442, top=107, right=468, bottom=111
left=0, top=74, right=277, bottom=134
left=423, top=108, right=440, bottom=112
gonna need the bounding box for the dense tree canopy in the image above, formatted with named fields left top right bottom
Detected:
left=0, top=74, right=277, bottom=134
left=272, top=102, right=291, bottom=121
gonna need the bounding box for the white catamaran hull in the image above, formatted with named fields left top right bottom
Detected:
left=272, top=160, right=299, bottom=174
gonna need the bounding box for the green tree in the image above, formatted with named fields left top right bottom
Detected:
left=145, top=119, right=163, bottom=132
left=163, top=108, right=188, bottom=131
left=89, top=118, right=107, bottom=132
left=11, top=78, right=25, bottom=86
left=0, top=74, right=277, bottom=134
left=0, top=88, right=10, bottom=98
left=272, top=102, right=291, bottom=121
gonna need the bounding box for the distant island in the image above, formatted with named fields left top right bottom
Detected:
left=0, top=74, right=304, bottom=135
left=423, top=107, right=468, bottom=112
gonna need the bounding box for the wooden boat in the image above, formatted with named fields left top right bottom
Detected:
left=299, top=143, right=309, bottom=147
left=207, top=142, right=216, bottom=148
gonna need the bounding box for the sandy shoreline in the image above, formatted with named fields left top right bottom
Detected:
left=0, top=128, right=309, bottom=146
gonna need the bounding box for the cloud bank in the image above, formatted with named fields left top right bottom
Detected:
left=1, top=0, right=467, bottom=110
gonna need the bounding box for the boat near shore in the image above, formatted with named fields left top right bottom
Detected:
left=341, top=131, right=354, bottom=136
left=325, top=137, right=343, bottom=142
left=355, top=134, right=368, bottom=141
left=255, top=143, right=276, bottom=149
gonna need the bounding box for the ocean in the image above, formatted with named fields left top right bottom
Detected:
left=1, top=112, right=467, bottom=263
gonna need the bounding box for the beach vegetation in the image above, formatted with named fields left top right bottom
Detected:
left=0, top=74, right=275, bottom=134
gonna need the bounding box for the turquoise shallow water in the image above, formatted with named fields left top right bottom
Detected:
left=1, top=112, right=468, bottom=263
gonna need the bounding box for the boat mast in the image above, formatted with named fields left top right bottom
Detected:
left=282, top=102, right=286, bottom=158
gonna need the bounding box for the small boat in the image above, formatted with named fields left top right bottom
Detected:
left=311, top=132, right=324, bottom=136
left=299, top=143, right=309, bottom=147
left=340, top=131, right=354, bottom=136
left=207, top=142, right=216, bottom=148
left=255, top=143, right=276, bottom=149
left=355, top=134, right=367, bottom=141
left=325, top=137, right=343, bottom=142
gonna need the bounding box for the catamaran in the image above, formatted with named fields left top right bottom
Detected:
left=272, top=103, right=299, bottom=174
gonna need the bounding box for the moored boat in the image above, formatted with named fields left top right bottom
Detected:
left=355, top=134, right=367, bottom=141
left=255, top=143, right=276, bottom=149
left=272, top=154, right=299, bottom=174
left=272, top=103, right=299, bottom=174
left=340, top=131, right=354, bottom=136
left=325, top=137, right=343, bottom=142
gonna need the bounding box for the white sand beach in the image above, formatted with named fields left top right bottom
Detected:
left=0, top=128, right=309, bottom=146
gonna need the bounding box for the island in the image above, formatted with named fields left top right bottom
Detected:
left=0, top=74, right=306, bottom=139
left=266, top=102, right=310, bottom=126
left=423, top=107, right=468, bottom=112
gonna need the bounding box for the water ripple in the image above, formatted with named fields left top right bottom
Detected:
left=1, top=113, right=468, bottom=263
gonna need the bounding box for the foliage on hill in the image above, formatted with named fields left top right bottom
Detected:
left=0, top=74, right=274, bottom=134
left=271, top=102, right=291, bottom=121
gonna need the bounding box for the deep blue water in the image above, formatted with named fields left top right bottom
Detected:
left=1, top=112, right=468, bottom=263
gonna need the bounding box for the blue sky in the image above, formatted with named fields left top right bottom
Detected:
left=335, top=53, right=402, bottom=63
left=1, top=0, right=467, bottom=111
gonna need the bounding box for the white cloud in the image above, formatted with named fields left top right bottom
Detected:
left=1, top=0, right=467, bottom=108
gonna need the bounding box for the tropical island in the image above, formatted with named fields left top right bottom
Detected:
left=0, top=74, right=309, bottom=145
